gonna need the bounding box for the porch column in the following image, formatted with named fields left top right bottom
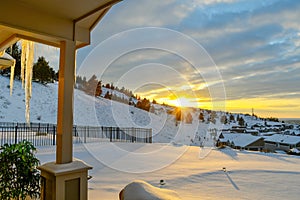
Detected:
left=38, top=40, right=92, bottom=200
left=56, top=40, right=76, bottom=164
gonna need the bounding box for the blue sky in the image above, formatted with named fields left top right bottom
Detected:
left=36, top=0, right=300, bottom=118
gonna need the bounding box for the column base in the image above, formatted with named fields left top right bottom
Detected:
left=38, top=159, right=92, bottom=200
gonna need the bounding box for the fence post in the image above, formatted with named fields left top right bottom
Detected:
left=117, top=127, right=120, bottom=141
left=46, top=124, right=49, bottom=135
left=110, top=127, right=112, bottom=142
left=131, top=127, right=135, bottom=143
left=87, top=126, right=89, bottom=138
left=53, top=125, right=56, bottom=145
left=14, top=124, right=18, bottom=144
left=84, top=126, right=87, bottom=143
left=38, top=123, right=40, bottom=135
left=149, top=129, right=152, bottom=143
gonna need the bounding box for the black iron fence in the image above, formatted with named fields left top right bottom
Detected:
left=0, top=122, right=152, bottom=146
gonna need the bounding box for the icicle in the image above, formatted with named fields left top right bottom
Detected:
left=21, top=40, right=34, bottom=124
left=21, top=41, right=27, bottom=88
left=9, top=60, right=15, bottom=96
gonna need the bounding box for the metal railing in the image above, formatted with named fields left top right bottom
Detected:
left=0, top=122, right=152, bottom=146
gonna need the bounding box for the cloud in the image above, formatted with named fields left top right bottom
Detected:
left=34, top=43, right=59, bottom=71
left=172, top=0, right=300, bottom=104
left=72, top=0, right=300, bottom=116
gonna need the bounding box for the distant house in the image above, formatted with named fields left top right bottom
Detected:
left=245, top=129, right=259, bottom=136
left=260, top=132, right=276, bottom=137
left=230, top=126, right=246, bottom=133
left=218, top=133, right=264, bottom=151
left=264, top=134, right=300, bottom=152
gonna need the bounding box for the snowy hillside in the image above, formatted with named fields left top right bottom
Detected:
left=1, top=75, right=299, bottom=146
left=0, top=75, right=225, bottom=145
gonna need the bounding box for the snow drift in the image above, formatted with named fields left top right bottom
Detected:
left=119, top=180, right=181, bottom=200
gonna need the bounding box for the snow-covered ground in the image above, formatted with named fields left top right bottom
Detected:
left=2, top=76, right=300, bottom=199
left=36, top=144, right=300, bottom=200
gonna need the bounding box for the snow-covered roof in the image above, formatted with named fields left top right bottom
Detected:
left=260, top=132, right=276, bottom=136
left=245, top=129, right=259, bottom=133
left=0, top=52, right=15, bottom=69
left=290, top=148, right=300, bottom=153
left=264, top=134, right=300, bottom=145
left=222, top=133, right=263, bottom=147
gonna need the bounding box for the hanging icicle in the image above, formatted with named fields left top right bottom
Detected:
left=21, top=41, right=27, bottom=88
left=9, top=60, right=15, bottom=96
left=21, top=40, right=35, bottom=124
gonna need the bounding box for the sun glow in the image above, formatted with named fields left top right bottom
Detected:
left=174, top=97, right=199, bottom=108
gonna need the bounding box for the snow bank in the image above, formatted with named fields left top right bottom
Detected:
left=119, top=180, right=181, bottom=200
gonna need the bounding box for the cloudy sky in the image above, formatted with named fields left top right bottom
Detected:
left=37, top=0, right=300, bottom=118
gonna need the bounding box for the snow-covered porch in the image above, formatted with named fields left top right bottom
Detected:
left=0, top=0, right=121, bottom=199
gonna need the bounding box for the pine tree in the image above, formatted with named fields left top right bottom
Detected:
left=185, top=112, right=193, bottom=124
left=95, top=81, right=102, bottom=96
left=199, top=112, right=204, bottom=122
left=175, top=108, right=182, bottom=121
left=105, top=83, right=110, bottom=89
left=104, top=91, right=111, bottom=99
left=2, top=43, right=21, bottom=78
left=229, top=114, right=235, bottom=122
left=238, top=116, right=245, bottom=126
left=137, top=98, right=151, bottom=112
left=84, top=74, right=99, bottom=96
left=221, top=115, right=228, bottom=124
left=33, top=56, right=56, bottom=84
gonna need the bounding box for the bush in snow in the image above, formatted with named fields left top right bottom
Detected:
left=0, top=140, right=40, bottom=200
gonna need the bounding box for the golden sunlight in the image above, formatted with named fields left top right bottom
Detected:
left=174, top=97, right=199, bottom=108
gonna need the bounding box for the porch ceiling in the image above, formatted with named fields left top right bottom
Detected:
left=0, top=0, right=121, bottom=50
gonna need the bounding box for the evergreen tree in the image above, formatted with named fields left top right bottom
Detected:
left=210, top=111, right=217, bottom=124
left=2, top=43, right=21, bottom=78
left=175, top=108, right=182, bottom=121
left=238, top=116, right=245, bottom=126
left=75, top=75, right=87, bottom=89
left=229, top=114, right=235, bottom=122
left=104, top=91, right=111, bottom=99
left=199, top=112, right=204, bottom=122
left=185, top=112, right=193, bottom=124
left=84, top=74, right=99, bottom=96
left=33, top=56, right=56, bottom=84
left=105, top=83, right=110, bottom=89
left=136, top=98, right=151, bottom=112
left=221, top=115, right=228, bottom=124
left=95, top=81, right=102, bottom=96
left=110, top=83, right=115, bottom=90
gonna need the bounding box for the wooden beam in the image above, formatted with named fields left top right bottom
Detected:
left=90, top=7, right=112, bottom=31
left=0, top=34, right=19, bottom=52
left=73, top=0, right=122, bottom=23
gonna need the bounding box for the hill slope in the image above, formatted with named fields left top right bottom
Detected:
left=1, top=75, right=290, bottom=145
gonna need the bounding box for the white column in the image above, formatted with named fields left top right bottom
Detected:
left=56, top=40, right=76, bottom=164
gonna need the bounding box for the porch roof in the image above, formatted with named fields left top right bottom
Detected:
left=0, top=0, right=121, bottom=50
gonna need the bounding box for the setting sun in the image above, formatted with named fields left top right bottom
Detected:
left=173, top=97, right=198, bottom=108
